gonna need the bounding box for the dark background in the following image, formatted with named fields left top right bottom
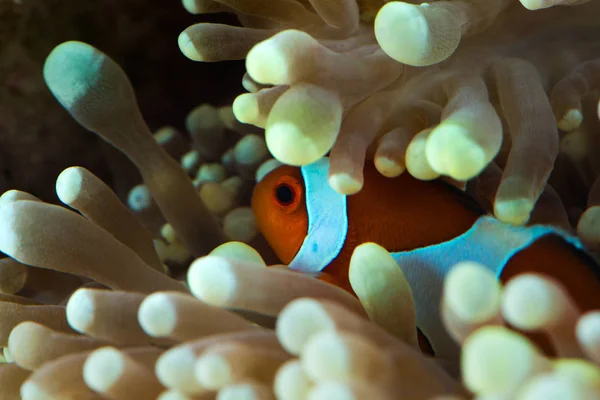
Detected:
left=0, top=0, right=245, bottom=201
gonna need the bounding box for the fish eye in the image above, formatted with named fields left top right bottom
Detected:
left=275, top=183, right=296, bottom=206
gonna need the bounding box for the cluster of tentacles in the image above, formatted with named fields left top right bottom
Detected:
left=179, top=0, right=600, bottom=236
left=0, top=0, right=599, bottom=398
left=121, top=103, right=272, bottom=267
left=1, top=174, right=600, bottom=399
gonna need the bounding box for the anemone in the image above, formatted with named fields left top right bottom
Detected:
left=180, top=0, right=600, bottom=228
left=0, top=0, right=599, bottom=399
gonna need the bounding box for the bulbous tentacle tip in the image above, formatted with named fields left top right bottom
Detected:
left=43, top=41, right=105, bottom=111
left=374, top=2, right=461, bottom=67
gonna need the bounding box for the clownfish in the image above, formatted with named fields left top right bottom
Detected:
left=252, top=158, right=600, bottom=359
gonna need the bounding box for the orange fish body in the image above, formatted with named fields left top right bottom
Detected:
left=252, top=158, right=600, bottom=357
